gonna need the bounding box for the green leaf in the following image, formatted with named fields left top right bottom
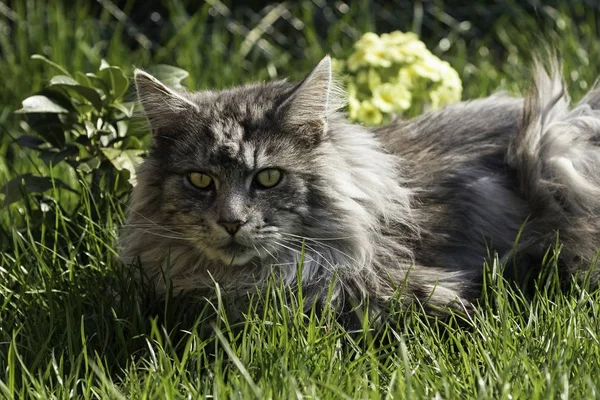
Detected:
left=97, top=125, right=117, bottom=136
left=122, top=136, right=143, bottom=150
left=15, top=95, right=69, bottom=114
left=114, top=169, right=134, bottom=196
left=39, top=145, right=79, bottom=166
left=15, top=135, right=47, bottom=149
left=37, top=87, right=77, bottom=112
left=48, top=75, right=104, bottom=110
left=100, top=148, right=145, bottom=186
left=1, top=174, right=71, bottom=205
left=145, top=65, right=190, bottom=90
left=98, top=62, right=129, bottom=99
left=109, top=103, right=134, bottom=118
left=85, top=73, right=110, bottom=93
left=75, top=135, right=91, bottom=146
left=75, top=156, right=101, bottom=173
left=49, top=75, right=80, bottom=86
left=76, top=104, right=95, bottom=115
left=23, top=113, right=68, bottom=148
left=99, top=59, right=111, bottom=70
left=75, top=71, right=92, bottom=87
left=83, top=120, right=95, bottom=138
left=107, top=135, right=144, bottom=150
left=31, top=54, right=71, bottom=77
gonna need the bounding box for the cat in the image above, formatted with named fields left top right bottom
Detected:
left=120, top=55, right=600, bottom=315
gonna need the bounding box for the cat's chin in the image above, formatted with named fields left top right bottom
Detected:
left=202, top=245, right=259, bottom=267
left=221, top=252, right=256, bottom=266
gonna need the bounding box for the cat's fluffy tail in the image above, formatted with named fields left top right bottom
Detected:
left=507, top=60, right=600, bottom=278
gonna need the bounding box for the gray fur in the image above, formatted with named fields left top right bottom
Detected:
left=121, top=56, right=600, bottom=314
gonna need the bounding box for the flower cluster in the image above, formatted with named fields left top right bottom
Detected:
left=335, top=31, right=463, bottom=125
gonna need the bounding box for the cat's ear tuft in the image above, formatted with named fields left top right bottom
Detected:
left=134, top=69, right=199, bottom=133
left=278, top=55, right=345, bottom=135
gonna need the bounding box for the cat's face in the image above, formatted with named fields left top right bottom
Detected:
left=135, top=57, right=337, bottom=266
left=147, top=102, right=313, bottom=266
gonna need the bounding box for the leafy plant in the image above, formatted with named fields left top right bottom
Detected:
left=2, top=56, right=190, bottom=206
left=335, top=31, right=463, bottom=125
left=0, top=56, right=190, bottom=256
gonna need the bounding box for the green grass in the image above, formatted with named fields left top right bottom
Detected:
left=2, top=1, right=600, bottom=398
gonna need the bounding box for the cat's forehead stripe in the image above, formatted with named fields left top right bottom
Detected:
left=211, top=136, right=255, bottom=170
left=205, top=114, right=267, bottom=169
left=209, top=119, right=243, bottom=141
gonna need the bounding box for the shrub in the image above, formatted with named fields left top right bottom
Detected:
left=3, top=56, right=189, bottom=206
left=335, top=31, right=462, bottom=125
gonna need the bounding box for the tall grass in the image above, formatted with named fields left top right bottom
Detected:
left=2, top=183, right=599, bottom=397
left=2, top=0, right=600, bottom=398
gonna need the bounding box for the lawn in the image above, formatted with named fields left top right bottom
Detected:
left=1, top=1, right=600, bottom=398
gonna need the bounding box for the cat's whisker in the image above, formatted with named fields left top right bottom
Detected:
left=123, top=223, right=201, bottom=227
left=270, top=240, right=320, bottom=268
left=276, top=239, right=338, bottom=275
left=278, top=233, right=360, bottom=264
left=271, top=240, right=300, bottom=255
left=78, top=184, right=194, bottom=241
left=131, top=227, right=188, bottom=241
left=271, top=240, right=312, bottom=266
left=280, top=232, right=357, bottom=241
left=122, top=223, right=187, bottom=236
left=292, top=242, right=339, bottom=272
left=262, top=242, right=311, bottom=267
left=271, top=241, right=330, bottom=272
left=258, top=243, right=278, bottom=263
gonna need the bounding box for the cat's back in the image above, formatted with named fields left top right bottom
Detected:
left=377, top=94, right=523, bottom=181
left=376, top=95, right=527, bottom=272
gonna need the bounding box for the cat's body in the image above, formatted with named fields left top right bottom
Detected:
left=121, top=56, right=600, bottom=314
left=381, top=94, right=525, bottom=278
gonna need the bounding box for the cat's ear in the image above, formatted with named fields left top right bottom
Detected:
left=277, top=55, right=344, bottom=136
left=134, top=69, right=199, bottom=133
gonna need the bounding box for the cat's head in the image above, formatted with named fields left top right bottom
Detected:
left=132, top=57, right=349, bottom=267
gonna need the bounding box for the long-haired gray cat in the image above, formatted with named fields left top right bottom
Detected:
left=121, top=55, right=600, bottom=314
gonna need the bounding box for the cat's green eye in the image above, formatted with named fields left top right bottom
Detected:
left=188, top=172, right=214, bottom=189
left=255, top=168, right=282, bottom=189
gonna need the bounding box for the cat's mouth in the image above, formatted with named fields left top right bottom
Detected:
left=214, top=241, right=258, bottom=266
left=221, top=241, right=250, bottom=254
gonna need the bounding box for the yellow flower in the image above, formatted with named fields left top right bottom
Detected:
left=367, top=68, right=381, bottom=91
left=428, top=60, right=462, bottom=108
left=429, top=83, right=462, bottom=109
left=356, top=100, right=383, bottom=125
left=386, top=38, right=428, bottom=64
left=347, top=50, right=365, bottom=71
left=348, top=49, right=392, bottom=71
left=372, top=82, right=412, bottom=113
left=347, top=32, right=392, bottom=71
left=429, top=86, right=450, bottom=109
left=354, top=32, right=383, bottom=50
left=409, top=54, right=443, bottom=82
left=348, top=91, right=361, bottom=121
left=438, top=60, right=462, bottom=91
left=381, top=31, right=419, bottom=46
left=397, top=67, right=418, bottom=87
left=331, top=58, right=346, bottom=74
left=356, top=70, right=368, bottom=85
left=347, top=81, right=358, bottom=97
left=342, top=30, right=463, bottom=117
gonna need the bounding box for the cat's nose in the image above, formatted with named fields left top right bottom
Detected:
left=218, top=220, right=245, bottom=235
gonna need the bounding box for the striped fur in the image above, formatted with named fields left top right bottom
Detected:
left=121, top=56, right=600, bottom=316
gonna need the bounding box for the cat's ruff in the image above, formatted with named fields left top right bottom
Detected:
left=121, top=56, right=600, bottom=314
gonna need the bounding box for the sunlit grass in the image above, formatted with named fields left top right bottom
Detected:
left=2, top=1, right=600, bottom=398
left=2, top=189, right=599, bottom=398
